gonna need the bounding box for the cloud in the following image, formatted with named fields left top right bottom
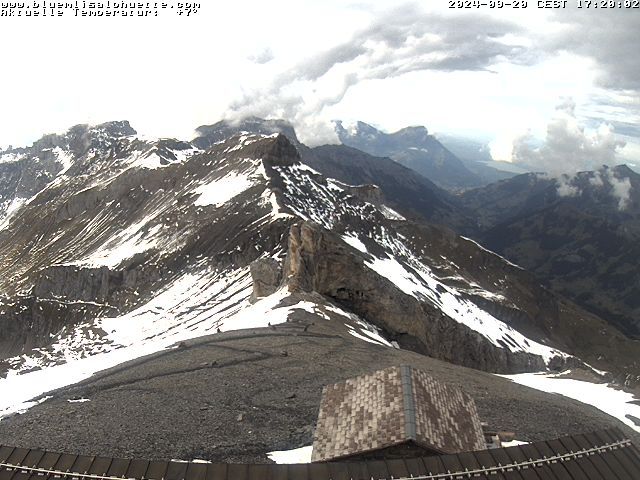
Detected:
left=545, top=9, right=640, bottom=93
left=589, top=171, right=604, bottom=187
left=551, top=168, right=632, bottom=210
left=556, top=175, right=581, bottom=197
left=224, top=4, right=529, bottom=146
left=607, top=170, right=632, bottom=210
left=512, top=99, right=625, bottom=175
left=511, top=99, right=633, bottom=206
left=555, top=96, right=576, bottom=116
left=248, top=47, right=275, bottom=64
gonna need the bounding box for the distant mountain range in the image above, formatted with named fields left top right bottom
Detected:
left=179, top=118, right=640, bottom=342
left=460, top=165, right=640, bottom=340
left=334, top=121, right=515, bottom=191
left=0, top=117, right=638, bottom=462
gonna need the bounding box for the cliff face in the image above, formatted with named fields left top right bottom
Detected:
left=247, top=214, right=637, bottom=377
left=1, top=120, right=638, bottom=387
left=278, top=222, right=546, bottom=373
left=0, top=265, right=137, bottom=359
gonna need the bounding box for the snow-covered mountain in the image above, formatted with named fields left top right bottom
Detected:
left=0, top=119, right=638, bottom=428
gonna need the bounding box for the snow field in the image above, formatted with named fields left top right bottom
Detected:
left=501, top=371, right=640, bottom=433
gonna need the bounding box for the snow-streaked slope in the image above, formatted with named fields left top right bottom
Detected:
left=324, top=303, right=396, bottom=348
left=63, top=215, right=164, bottom=268
left=0, top=133, right=301, bottom=419
left=1, top=268, right=326, bottom=419
left=365, top=249, right=566, bottom=363
left=273, top=162, right=569, bottom=365
left=0, top=134, right=275, bottom=281
left=0, top=279, right=398, bottom=420
left=0, top=197, right=27, bottom=230
left=500, top=371, right=640, bottom=432
left=0, top=125, right=622, bottom=428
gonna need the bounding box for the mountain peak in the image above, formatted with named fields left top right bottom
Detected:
left=611, top=164, right=638, bottom=178
left=250, top=133, right=300, bottom=168
left=90, top=120, right=137, bottom=138
left=354, top=121, right=381, bottom=135
left=63, top=120, right=136, bottom=142
left=194, top=117, right=299, bottom=150
left=334, top=120, right=482, bottom=190
left=27, top=120, right=136, bottom=156
left=395, top=125, right=429, bottom=137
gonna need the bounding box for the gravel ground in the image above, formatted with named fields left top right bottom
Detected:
left=0, top=318, right=637, bottom=463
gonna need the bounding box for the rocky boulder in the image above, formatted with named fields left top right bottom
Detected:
left=250, top=258, right=282, bottom=302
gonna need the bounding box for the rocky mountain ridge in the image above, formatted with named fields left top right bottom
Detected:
left=0, top=119, right=638, bottom=409
left=460, top=166, right=640, bottom=340
left=334, top=120, right=513, bottom=191
left=0, top=118, right=639, bottom=462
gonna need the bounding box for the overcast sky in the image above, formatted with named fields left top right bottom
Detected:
left=0, top=1, right=638, bottom=171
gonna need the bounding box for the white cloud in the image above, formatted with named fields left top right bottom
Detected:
left=0, top=2, right=638, bottom=154
left=512, top=100, right=625, bottom=175
left=607, top=170, right=632, bottom=210
left=556, top=175, right=580, bottom=197
left=549, top=168, right=633, bottom=210
left=589, top=171, right=604, bottom=187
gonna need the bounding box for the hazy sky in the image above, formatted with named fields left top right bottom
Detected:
left=0, top=1, right=638, bottom=170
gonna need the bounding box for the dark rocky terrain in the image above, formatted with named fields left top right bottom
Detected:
left=193, top=118, right=476, bottom=232
left=0, top=309, right=637, bottom=463
left=0, top=118, right=638, bottom=463
left=300, top=145, right=475, bottom=233
left=460, top=166, right=640, bottom=343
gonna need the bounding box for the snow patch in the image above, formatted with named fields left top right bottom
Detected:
left=0, top=152, right=25, bottom=164
left=500, top=371, right=640, bottom=433
left=323, top=303, right=395, bottom=348
left=502, top=440, right=529, bottom=447
left=267, top=446, right=313, bottom=464
left=127, top=144, right=200, bottom=170
left=194, top=172, right=254, bottom=207
left=380, top=205, right=405, bottom=221
left=342, top=234, right=367, bottom=253
left=53, top=147, right=74, bottom=175
left=0, top=268, right=346, bottom=420
left=460, top=236, right=523, bottom=270
left=69, top=215, right=162, bottom=268
left=169, top=146, right=201, bottom=164
left=132, top=151, right=165, bottom=170
left=223, top=134, right=271, bottom=153
left=365, top=251, right=567, bottom=364
left=0, top=197, right=27, bottom=230
left=256, top=163, right=294, bottom=220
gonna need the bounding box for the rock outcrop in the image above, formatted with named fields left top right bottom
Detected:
left=278, top=221, right=551, bottom=374
left=249, top=258, right=282, bottom=302
left=0, top=265, right=129, bottom=362
left=3, top=118, right=637, bottom=385
left=246, top=134, right=300, bottom=168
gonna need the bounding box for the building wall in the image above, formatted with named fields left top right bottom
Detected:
left=335, top=441, right=442, bottom=462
